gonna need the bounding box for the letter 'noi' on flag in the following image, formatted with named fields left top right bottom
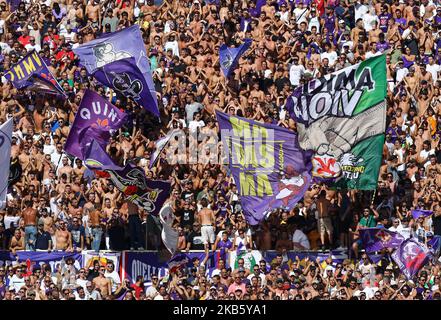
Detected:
left=64, top=89, right=127, bottom=159
left=391, top=238, right=431, bottom=279
left=219, top=38, right=252, bottom=78
left=3, top=50, right=65, bottom=96
left=72, top=25, right=158, bottom=115
left=216, top=111, right=312, bottom=226
left=285, top=54, right=387, bottom=190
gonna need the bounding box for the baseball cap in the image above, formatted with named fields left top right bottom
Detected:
left=339, top=19, right=345, bottom=24
left=210, top=286, right=216, bottom=290
left=193, top=286, right=200, bottom=291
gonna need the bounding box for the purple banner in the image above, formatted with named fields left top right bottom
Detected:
left=216, top=111, right=312, bottom=225
left=359, top=228, right=405, bottom=253
left=4, top=50, right=65, bottom=96
left=263, top=250, right=348, bottom=265
left=73, top=25, right=158, bottom=114
left=0, top=251, right=82, bottom=271
left=167, top=253, right=189, bottom=273
left=64, top=89, right=127, bottom=159
left=411, top=209, right=433, bottom=220
left=122, top=251, right=220, bottom=284
left=391, top=239, right=431, bottom=279
left=102, top=164, right=171, bottom=216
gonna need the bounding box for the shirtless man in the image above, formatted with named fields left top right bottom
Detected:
left=23, top=200, right=38, bottom=251
left=57, top=157, right=73, bottom=181
left=197, top=198, right=216, bottom=251
left=89, top=204, right=106, bottom=252
left=55, top=221, right=72, bottom=251
left=10, top=229, right=25, bottom=254
left=92, top=267, right=112, bottom=299
left=40, top=208, right=54, bottom=234
left=68, top=198, right=83, bottom=219
left=316, top=190, right=333, bottom=249
left=85, top=0, right=101, bottom=27
left=73, top=159, right=86, bottom=179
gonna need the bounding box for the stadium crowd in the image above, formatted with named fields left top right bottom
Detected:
left=0, top=0, right=440, bottom=300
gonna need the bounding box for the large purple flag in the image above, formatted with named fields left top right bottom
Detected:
left=216, top=111, right=312, bottom=225
left=4, top=50, right=65, bottom=96
left=84, top=139, right=123, bottom=171
left=149, top=129, right=179, bottom=169
left=93, top=57, right=159, bottom=117
left=391, top=238, right=431, bottom=279
left=359, top=227, right=405, bottom=252
left=219, top=39, right=252, bottom=78
left=411, top=209, right=433, bottom=220
left=64, top=89, right=127, bottom=159
left=102, top=164, right=171, bottom=216
left=73, top=25, right=158, bottom=116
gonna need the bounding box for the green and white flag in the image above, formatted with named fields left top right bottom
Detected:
left=286, top=54, right=387, bottom=189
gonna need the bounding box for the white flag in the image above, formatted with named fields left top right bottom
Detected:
left=0, top=118, right=13, bottom=209
left=158, top=202, right=178, bottom=254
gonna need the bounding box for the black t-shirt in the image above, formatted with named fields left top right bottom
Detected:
left=68, top=225, right=86, bottom=248
left=179, top=208, right=195, bottom=227
left=35, top=231, right=52, bottom=250
left=186, top=231, right=205, bottom=250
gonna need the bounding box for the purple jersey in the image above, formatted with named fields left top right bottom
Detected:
left=378, top=13, right=392, bottom=33
left=376, top=41, right=390, bottom=53
left=435, top=15, right=441, bottom=25
left=324, top=14, right=336, bottom=33
left=396, top=18, right=407, bottom=34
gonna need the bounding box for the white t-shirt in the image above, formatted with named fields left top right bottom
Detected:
left=426, top=63, right=441, bottom=83
left=10, top=275, right=26, bottom=292
left=321, top=51, right=338, bottom=66
left=354, top=4, right=369, bottom=24
left=105, top=271, right=121, bottom=293
left=289, top=64, right=305, bottom=86
left=188, top=120, right=205, bottom=133
left=164, top=40, right=180, bottom=57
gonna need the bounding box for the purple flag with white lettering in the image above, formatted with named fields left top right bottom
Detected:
left=83, top=139, right=123, bottom=171
left=359, top=227, right=405, bottom=252
left=219, top=39, right=252, bottom=78
left=411, top=209, right=433, bottom=220
left=216, top=111, right=312, bottom=225
left=93, top=57, right=159, bottom=117
left=4, top=50, right=65, bottom=97
left=391, top=238, right=431, bottom=279
left=100, top=164, right=171, bottom=216
left=149, top=129, right=179, bottom=169
left=73, top=25, right=158, bottom=115
left=64, top=89, right=127, bottom=159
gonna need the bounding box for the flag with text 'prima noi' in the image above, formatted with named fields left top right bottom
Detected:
left=73, top=25, right=158, bottom=116
left=219, top=39, right=252, bottom=78
left=216, top=111, right=312, bottom=225
left=359, top=228, right=405, bottom=253
left=4, top=50, right=65, bottom=96
left=391, top=238, right=431, bottom=279
left=93, top=57, right=159, bottom=117
left=286, top=54, right=387, bottom=189
left=0, top=118, right=13, bottom=209
left=411, top=209, right=433, bottom=220
left=64, top=89, right=127, bottom=159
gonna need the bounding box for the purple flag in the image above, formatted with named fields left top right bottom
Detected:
left=64, top=89, right=127, bottom=159
left=73, top=25, right=158, bottom=115
left=84, top=139, right=123, bottom=171
left=359, top=228, right=405, bottom=252
left=391, top=238, right=430, bottom=279
left=167, top=253, right=189, bottom=273
left=219, top=39, right=252, bottom=78
left=93, top=57, right=159, bottom=117
left=216, top=111, right=312, bottom=225
left=411, top=209, right=433, bottom=220
left=4, top=50, right=65, bottom=96
left=103, top=164, right=171, bottom=215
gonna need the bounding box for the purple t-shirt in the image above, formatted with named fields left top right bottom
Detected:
left=378, top=13, right=392, bottom=33
left=376, top=41, right=390, bottom=53
left=324, top=14, right=336, bottom=34
left=396, top=18, right=407, bottom=34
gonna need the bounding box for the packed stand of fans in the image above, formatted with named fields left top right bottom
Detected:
left=0, top=0, right=440, bottom=300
